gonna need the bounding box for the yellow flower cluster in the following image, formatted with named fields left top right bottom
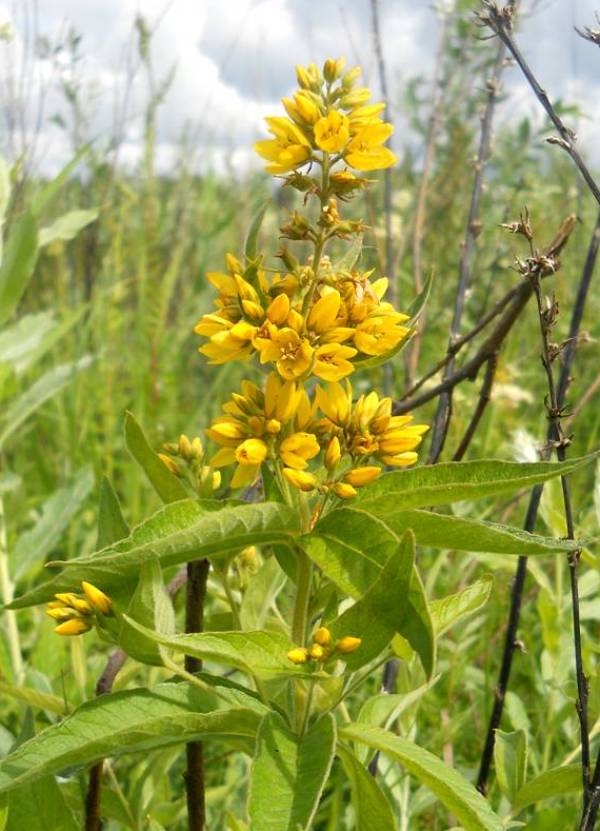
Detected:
left=46, top=582, right=112, bottom=636
left=160, top=433, right=221, bottom=496
left=287, top=626, right=362, bottom=665
left=254, top=58, right=396, bottom=175
left=207, top=374, right=427, bottom=498
left=196, top=256, right=410, bottom=383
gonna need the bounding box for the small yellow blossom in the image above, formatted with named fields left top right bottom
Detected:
left=283, top=468, right=319, bottom=492
left=336, top=636, right=362, bottom=654
left=81, top=582, right=113, bottom=616
left=324, top=437, right=341, bottom=470
left=344, top=466, right=382, bottom=487
left=279, top=432, right=320, bottom=470
left=345, top=122, right=396, bottom=171
left=309, top=643, right=326, bottom=661
left=313, top=627, right=332, bottom=647
left=254, top=117, right=312, bottom=174
left=314, top=111, right=350, bottom=153
left=55, top=618, right=93, bottom=636
left=287, top=647, right=309, bottom=664
left=332, top=482, right=357, bottom=499
left=313, top=344, right=357, bottom=382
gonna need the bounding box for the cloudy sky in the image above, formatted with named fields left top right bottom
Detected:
left=3, top=0, right=600, bottom=174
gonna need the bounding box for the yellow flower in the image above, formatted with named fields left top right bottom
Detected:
left=264, top=372, right=301, bottom=422
left=158, top=453, right=182, bottom=477
left=257, top=328, right=314, bottom=380
left=288, top=647, right=309, bottom=664
left=266, top=293, right=291, bottom=326
left=344, top=466, right=382, bottom=487
left=309, top=643, right=326, bottom=660
left=316, top=381, right=352, bottom=427
left=279, top=432, right=320, bottom=470
left=348, top=103, right=386, bottom=132
left=324, top=436, right=341, bottom=470
left=313, top=627, right=332, bottom=647
left=254, top=116, right=312, bottom=174
left=283, top=468, right=318, bottom=492
left=54, top=593, right=92, bottom=615
left=336, top=636, right=362, bottom=654
left=81, top=582, right=113, bottom=616
left=314, top=111, right=350, bottom=153
left=55, top=618, right=92, bottom=636
left=354, top=314, right=410, bottom=357
left=231, top=438, right=268, bottom=488
left=345, top=122, right=396, bottom=171
left=199, top=320, right=256, bottom=364
left=313, top=343, right=356, bottom=382
left=307, top=290, right=342, bottom=334
left=283, top=91, right=321, bottom=125
left=332, top=482, right=357, bottom=499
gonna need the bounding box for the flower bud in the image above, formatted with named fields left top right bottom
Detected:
left=344, top=466, right=381, bottom=487
left=309, top=643, right=325, bottom=661
left=296, top=64, right=311, bottom=89
left=283, top=468, right=318, bottom=492
left=336, top=636, right=362, bottom=654
left=158, top=453, right=183, bottom=477
left=313, top=627, right=332, bottom=647
left=323, top=57, right=344, bottom=82
left=287, top=647, right=309, bottom=664
left=82, top=581, right=113, bottom=616
left=54, top=618, right=92, bottom=636
left=324, top=437, right=341, bottom=470
left=342, top=66, right=361, bottom=89
left=178, top=434, right=193, bottom=459
left=332, top=482, right=357, bottom=499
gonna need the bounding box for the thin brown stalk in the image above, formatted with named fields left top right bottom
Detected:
left=427, top=28, right=510, bottom=462
left=479, top=2, right=600, bottom=207
left=185, top=559, right=210, bottom=831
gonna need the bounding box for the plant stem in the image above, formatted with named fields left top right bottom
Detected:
left=477, top=211, right=600, bottom=798
left=292, top=546, right=312, bottom=734
left=185, top=558, right=210, bottom=831
left=427, top=31, right=508, bottom=462
left=0, top=494, right=24, bottom=683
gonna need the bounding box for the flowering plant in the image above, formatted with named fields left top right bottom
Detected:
left=0, top=58, right=591, bottom=831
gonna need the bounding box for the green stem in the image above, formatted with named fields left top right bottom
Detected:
left=292, top=545, right=313, bottom=734
left=0, top=495, right=23, bottom=683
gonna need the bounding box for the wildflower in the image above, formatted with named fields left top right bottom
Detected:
left=282, top=91, right=321, bottom=125
left=254, top=117, right=312, bottom=175
left=344, top=466, right=382, bottom=487
left=345, top=122, right=396, bottom=171
left=55, top=618, right=93, bottom=636
left=309, top=643, right=326, bottom=661
left=283, top=468, right=319, bottom=492
left=316, top=381, right=352, bottom=428
left=314, top=111, right=350, bottom=153
left=81, top=582, right=113, bottom=616
left=287, top=647, right=309, bottom=664
left=324, top=436, right=341, bottom=470
left=313, top=627, right=332, bottom=647
left=331, top=482, right=357, bottom=499
left=279, top=432, right=320, bottom=470
left=336, top=636, right=362, bottom=654
left=313, top=343, right=357, bottom=382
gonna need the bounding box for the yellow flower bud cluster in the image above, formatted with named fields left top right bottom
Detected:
left=254, top=57, right=396, bottom=176
left=161, top=433, right=221, bottom=496
left=46, top=582, right=113, bottom=636
left=287, top=626, right=362, bottom=665
left=195, top=254, right=411, bottom=383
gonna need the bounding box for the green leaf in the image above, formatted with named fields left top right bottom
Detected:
left=10, top=499, right=300, bottom=608
left=248, top=712, right=336, bottom=831
left=5, top=777, right=78, bottom=831
left=383, top=510, right=578, bottom=557
left=0, top=154, right=11, bottom=233
left=0, top=212, right=38, bottom=327
left=0, top=681, right=263, bottom=794
left=494, top=729, right=527, bottom=804
left=117, top=558, right=175, bottom=666
left=334, top=234, right=362, bottom=271
left=336, top=742, right=398, bottom=831
left=0, top=312, right=55, bottom=373
left=0, top=682, right=67, bottom=715
left=38, top=208, right=98, bottom=247
left=354, top=456, right=596, bottom=513
left=429, top=576, right=493, bottom=635
left=0, top=356, right=92, bottom=449
left=407, top=268, right=434, bottom=322
left=12, top=466, right=94, bottom=581
left=513, top=764, right=581, bottom=810
left=245, top=200, right=270, bottom=260
left=96, top=476, right=129, bottom=549
left=30, top=144, right=92, bottom=217
left=305, top=511, right=434, bottom=675
left=123, top=617, right=305, bottom=679
left=239, top=556, right=286, bottom=630
left=341, top=724, right=502, bottom=831
left=124, top=411, right=188, bottom=503
left=328, top=531, right=415, bottom=671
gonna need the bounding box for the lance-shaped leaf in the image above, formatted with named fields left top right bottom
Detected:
left=494, top=730, right=527, bottom=804
left=124, top=411, right=188, bottom=503
left=354, top=455, right=596, bottom=513
left=383, top=510, right=576, bottom=556
left=117, top=558, right=175, bottom=666
left=0, top=211, right=38, bottom=327
left=336, top=742, right=398, bottom=831
left=9, top=499, right=300, bottom=608
left=0, top=681, right=264, bottom=794
left=327, top=531, right=415, bottom=671
left=248, top=712, right=336, bottom=831
left=96, top=476, right=129, bottom=549
left=38, top=208, right=98, bottom=247
left=430, top=576, right=493, bottom=635
left=513, top=764, right=581, bottom=810
left=123, top=617, right=306, bottom=679
left=305, top=518, right=434, bottom=676
left=340, top=724, right=503, bottom=831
